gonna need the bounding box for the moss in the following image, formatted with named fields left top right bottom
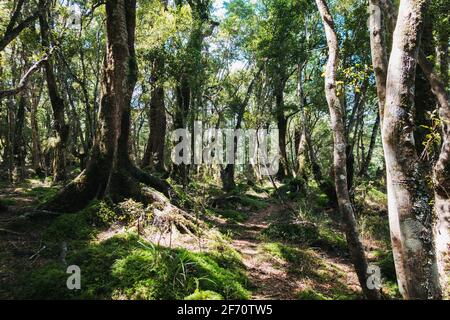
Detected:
left=43, top=213, right=94, bottom=243
left=317, top=227, right=348, bottom=251
left=185, top=290, right=224, bottom=300
left=25, top=186, right=59, bottom=204
left=20, top=233, right=250, bottom=300
left=17, top=262, right=83, bottom=299
left=297, top=288, right=330, bottom=300
left=358, top=214, right=390, bottom=246
left=367, top=187, right=387, bottom=203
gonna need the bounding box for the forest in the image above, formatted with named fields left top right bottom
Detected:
left=0, top=0, right=448, bottom=301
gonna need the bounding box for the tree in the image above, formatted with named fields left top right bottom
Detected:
left=0, top=0, right=39, bottom=52
left=141, top=0, right=168, bottom=173
left=315, top=0, right=380, bottom=300
left=381, top=0, right=440, bottom=299
left=43, top=0, right=169, bottom=212
left=38, top=0, right=69, bottom=182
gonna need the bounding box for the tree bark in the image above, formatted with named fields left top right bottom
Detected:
left=382, top=0, right=440, bottom=299
left=315, top=0, right=381, bottom=300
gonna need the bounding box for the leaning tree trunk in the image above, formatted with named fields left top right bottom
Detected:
left=43, top=0, right=169, bottom=213
left=315, top=0, right=380, bottom=300
left=39, top=0, right=69, bottom=182
left=382, top=0, right=440, bottom=299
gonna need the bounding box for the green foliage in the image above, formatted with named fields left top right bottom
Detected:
left=83, top=200, right=118, bottom=226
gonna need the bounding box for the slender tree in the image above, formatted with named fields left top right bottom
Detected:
left=315, top=0, right=380, bottom=300
left=39, top=0, right=69, bottom=182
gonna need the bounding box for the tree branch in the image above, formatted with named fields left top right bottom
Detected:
left=0, top=48, right=54, bottom=100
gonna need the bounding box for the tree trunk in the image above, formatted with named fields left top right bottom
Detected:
left=142, top=55, right=167, bottom=172
left=382, top=0, right=440, bottom=299
left=359, top=113, right=380, bottom=177
left=30, top=88, right=43, bottom=176
left=220, top=68, right=260, bottom=191
left=275, top=87, right=289, bottom=181
left=12, top=92, right=27, bottom=182
left=369, top=0, right=389, bottom=122
left=315, top=0, right=381, bottom=300
left=39, top=0, right=68, bottom=182
left=43, top=0, right=169, bottom=213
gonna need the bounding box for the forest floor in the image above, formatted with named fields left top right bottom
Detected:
left=0, top=177, right=399, bottom=300
left=228, top=203, right=360, bottom=299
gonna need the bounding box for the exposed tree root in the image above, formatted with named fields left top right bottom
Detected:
left=40, top=163, right=174, bottom=213
left=141, top=186, right=205, bottom=237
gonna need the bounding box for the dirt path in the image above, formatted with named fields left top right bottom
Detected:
left=230, top=202, right=362, bottom=300
left=231, top=203, right=303, bottom=299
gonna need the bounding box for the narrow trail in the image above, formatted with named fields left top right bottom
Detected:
left=230, top=202, right=361, bottom=300
left=231, top=203, right=303, bottom=299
